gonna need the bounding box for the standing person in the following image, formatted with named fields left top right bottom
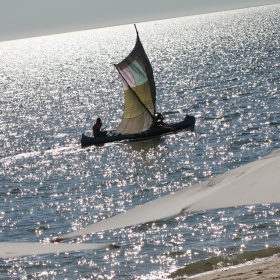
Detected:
left=92, top=118, right=107, bottom=137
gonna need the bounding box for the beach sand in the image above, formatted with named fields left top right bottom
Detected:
left=187, top=254, right=280, bottom=279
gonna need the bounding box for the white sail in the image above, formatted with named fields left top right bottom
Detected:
left=59, top=148, right=280, bottom=240
left=2, top=148, right=279, bottom=257
left=0, top=242, right=117, bottom=258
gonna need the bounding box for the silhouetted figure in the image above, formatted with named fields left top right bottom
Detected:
left=92, top=118, right=107, bottom=137
left=155, top=112, right=165, bottom=127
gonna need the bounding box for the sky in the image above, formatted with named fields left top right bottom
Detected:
left=0, top=0, right=280, bottom=42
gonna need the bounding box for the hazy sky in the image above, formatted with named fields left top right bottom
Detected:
left=0, top=0, right=280, bottom=42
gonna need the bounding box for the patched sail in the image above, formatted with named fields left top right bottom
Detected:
left=115, top=26, right=156, bottom=134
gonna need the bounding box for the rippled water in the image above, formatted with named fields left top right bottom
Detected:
left=1, top=4, right=280, bottom=279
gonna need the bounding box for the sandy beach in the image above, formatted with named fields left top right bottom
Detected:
left=187, top=254, right=280, bottom=280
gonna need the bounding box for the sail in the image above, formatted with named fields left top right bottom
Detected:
left=115, top=27, right=156, bottom=134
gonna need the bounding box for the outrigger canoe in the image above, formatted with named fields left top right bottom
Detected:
left=81, top=115, right=195, bottom=146
left=81, top=25, right=195, bottom=147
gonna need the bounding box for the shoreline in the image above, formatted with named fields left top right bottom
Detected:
left=186, top=254, right=280, bottom=279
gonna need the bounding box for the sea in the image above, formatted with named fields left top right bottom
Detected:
left=0, top=4, right=280, bottom=279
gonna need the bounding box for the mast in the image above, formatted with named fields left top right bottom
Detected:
left=134, top=24, right=138, bottom=36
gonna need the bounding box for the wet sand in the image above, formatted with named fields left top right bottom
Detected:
left=187, top=254, right=280, bottom=279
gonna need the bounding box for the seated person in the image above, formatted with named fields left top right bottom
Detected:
left=92, top=118, right=107, bottom=137
left=155, top=112, right=165, bottom=126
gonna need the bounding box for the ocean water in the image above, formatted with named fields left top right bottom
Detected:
left=0, top=4, right=280, bottom=279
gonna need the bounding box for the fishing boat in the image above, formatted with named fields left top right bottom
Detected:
left=81, top=25, right=195, bottom=147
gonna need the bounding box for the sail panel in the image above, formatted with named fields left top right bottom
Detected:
left=123, top=81, right=154, bottom=119
left=116, top=110, right=154, bottom=134
left=120, top=67, right=136, bottom=90
left=128, top=61, right=148, bottom=87
left=120, top=61, right=148, bottom=91
left=116, top=30, right=156, bottom=134
left=123, top=89, right=146, bottom=118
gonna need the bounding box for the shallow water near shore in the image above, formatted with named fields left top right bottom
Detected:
left=0, top=4, right=280, bottom=279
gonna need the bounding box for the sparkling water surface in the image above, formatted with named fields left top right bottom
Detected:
left=1, top=4, right=280, bottom=279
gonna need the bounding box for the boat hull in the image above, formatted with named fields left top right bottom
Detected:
left=81, top=115, right=195, bottom=147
